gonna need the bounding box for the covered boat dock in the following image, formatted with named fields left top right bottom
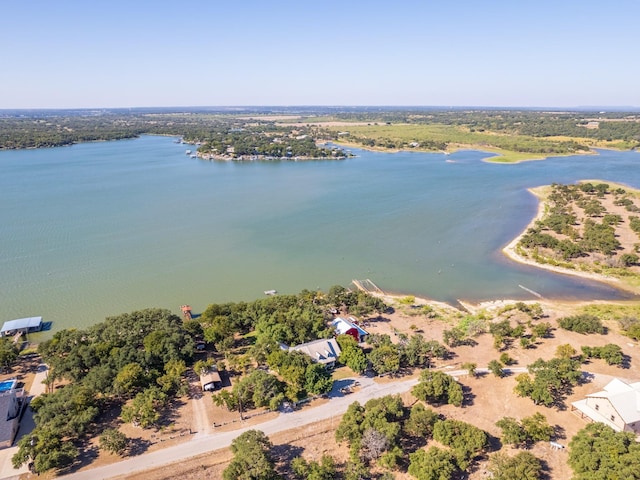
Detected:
left=0, top=317, right=43, bottom=337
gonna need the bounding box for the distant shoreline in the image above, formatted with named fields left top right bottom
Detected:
left=329, top=139, right=597, bottom=164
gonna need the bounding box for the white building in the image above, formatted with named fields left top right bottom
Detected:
left=571, top=378, right=640, bottom=434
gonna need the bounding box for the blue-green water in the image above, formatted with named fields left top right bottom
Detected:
left=1, top=136, right=639, bottom=334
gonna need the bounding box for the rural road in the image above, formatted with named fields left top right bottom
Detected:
left=61, top=374, right=422, bottom=480
left=59, top=366, right=531, bottom=480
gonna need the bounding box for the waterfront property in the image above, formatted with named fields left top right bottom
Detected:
left=0, top=379, right=25, bottom=449
left=331, top=317, right=368, bottom=343
left=0, top=316, right=42, bottom=337
left=571, top=378, right=640, bottom=434
left=290, top=338, right=341, bottom=369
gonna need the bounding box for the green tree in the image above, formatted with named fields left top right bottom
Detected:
left=461, top=362, right=477, bottom=377
left=495, top=417, right=527, bottom=446
left=488, top=359, right=505, bottom=378
left=620, top=253, right=639, bottom=267
left=558, top=314, right=606, bottom=334
left=405, top=403, right=439, bottom=438
left=496, top=413, right=553, bottom=447
left=521, top=412, right=554, bottom=442
left=408, top=447, right=457, bottom=480
left=291, top=455, right=336, bottom=480
left=514, top=357, right=582, bottom=407
left=488, top=452, right=543, bottom=480
left=0, top=337, right=19, bottom=371
left=581, top=344, right=624, bottom=366
left=556, top=343, right=577, bottom=359
left=234, top=369, right=285, bottom=409
left=157, top=358, right=187, bottom=395
left=99, top=428, right=129, bottom=456
left=113, top=362, right=146, bottom=398
left=120, top=386, right=168, bottom=428
left=335, top=401, right=365, bottom=446
left=12, top=428, right=78, bottom=474
left=401, top=335, right=446, bottom=368
left=568, top=422, right=640, bottom=479
left=336, top=334, right=368, bottom=373
left=368, top=343, right=400, bottom=375
left=223, top=430, right=279, bottom=480
left=412, top=370, right=463, bottom=407
left=304, top=363, right=333, bottom=396
left=433, top=419, right=488, bottom=470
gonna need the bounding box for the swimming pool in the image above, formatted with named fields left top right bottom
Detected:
left=0, top=379, right=16, bottom=392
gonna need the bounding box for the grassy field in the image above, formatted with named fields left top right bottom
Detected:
left=322, top=123, right=595, bottom=163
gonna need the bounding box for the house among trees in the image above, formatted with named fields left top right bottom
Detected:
left=0, top=316, right=43, bottom=337
left=0, top=380, right=25, bottom=449
left=571, top=378, right=640, bottom=434
left=200, top=367, right=222, bottom=392
left=331, top=317, right=368, bottom=343
left=290, top=338, right=341, bottom=369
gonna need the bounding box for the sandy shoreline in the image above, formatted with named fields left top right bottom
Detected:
left=500, top=188, right=638, bottom=294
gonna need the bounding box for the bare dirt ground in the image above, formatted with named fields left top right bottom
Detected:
left=504, top=181, right=640, bottom=294
left=111, top=296, right=640, bottom=480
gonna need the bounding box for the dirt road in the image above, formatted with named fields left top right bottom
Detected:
left=60, top=374, right=421, bottom=480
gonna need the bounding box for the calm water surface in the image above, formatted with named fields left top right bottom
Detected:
left=1, top=136, right=639, bottom=335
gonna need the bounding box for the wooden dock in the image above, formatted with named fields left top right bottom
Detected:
left=352, top=279, right=385, bottom=296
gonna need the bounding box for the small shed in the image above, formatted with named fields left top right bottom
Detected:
left=200, top=368, right=222, bottom=391
left=1, top=317, right=43, bottom=337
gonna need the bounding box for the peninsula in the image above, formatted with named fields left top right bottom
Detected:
left=504, top=180, right=640, bottom=293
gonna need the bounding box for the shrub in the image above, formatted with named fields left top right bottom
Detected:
left=558, top=314, right=606, bottom=334
left=581, top=344, right=624, bottom=366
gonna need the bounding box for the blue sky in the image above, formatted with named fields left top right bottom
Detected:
left=1, top=0, right=639, bottom=108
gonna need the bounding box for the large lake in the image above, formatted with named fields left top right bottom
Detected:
left=1, top=135, right=639, bottom=334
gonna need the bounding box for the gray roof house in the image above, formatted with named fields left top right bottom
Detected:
left=0, top=381, right=24, bottom=449
left=290, top=338, right=342, bottom=368
left=571, top=378, right=640, bottom=434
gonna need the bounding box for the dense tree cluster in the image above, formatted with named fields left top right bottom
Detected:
left=568, top=423, right=640, bottom=479
left=519, top=183, right=640, bottom=267
left=495, top=413, right=554, bottom=447
left=13, top=308, right=195, bottom=473
left=488, top=452, right=543, bottom=480
left=514, top=357, right=582, bottom=407
left=412, top=371, right=463, bottom=407
left=334, top=394, right=494, bottom=479
left=558, top=314, right=606, bottom=334
left=580, top=344, right=624, bottom=366
left=223, top=430, right=279, bottom=480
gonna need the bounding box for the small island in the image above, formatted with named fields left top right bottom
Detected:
left=504, top=181, right=640, bottom=293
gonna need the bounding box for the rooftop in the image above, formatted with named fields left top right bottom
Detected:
left=0, top=316, right=42, bottom=335
left=290, top=338, right=341, bottom=365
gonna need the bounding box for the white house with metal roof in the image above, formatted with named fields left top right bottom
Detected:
left=571, top=378, right=640, bottom=434
left=0, top=317, right=43, bottom=337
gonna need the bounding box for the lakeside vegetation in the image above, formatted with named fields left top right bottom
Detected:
left=2, top=108, right=638, bottom=163
left=512, top=181, right=640, bottom=293
left=10, top=281, right=640, bottom=478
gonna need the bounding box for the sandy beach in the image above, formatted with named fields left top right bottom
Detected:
left=500, top=187, right=635, bottom=293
